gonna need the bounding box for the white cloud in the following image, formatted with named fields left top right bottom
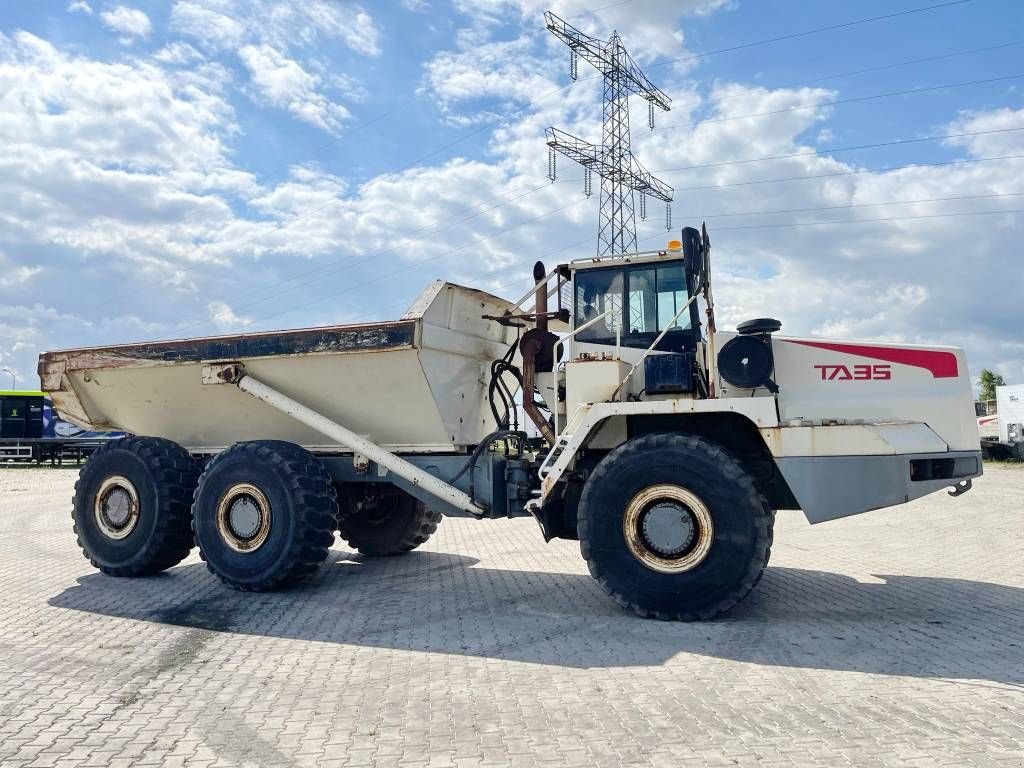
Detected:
left=67, top=1, right=93, bottom=14
left=0, top=266, right=44, bottom=289
left=170, top=0, right=381, bottom=57
left=453, top=0, right=729, bottom=60
left=99, top=5, right=152, bottom=41
left=0, top=30, right=247, bottom=286
left=153, top=41, right=206, bottom=66
left=208, top=300, right=251, bottom=329
left=423, top=34, right=561, bottom=125
left=0, top=251, right=44, bottom=289
left=238, top=44, right=351, bottom=133
left=167, top=0, right=377, bottom=133
left=169, top=1, right=246, bottom=50
left=944, top=106, right=1024, bottom=157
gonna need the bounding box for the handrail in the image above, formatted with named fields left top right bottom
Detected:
left=609, top=291, right=701, bottom=401
left=568, top=246, right=681, bottom=267
left=509, top=266, right=561, bottom=312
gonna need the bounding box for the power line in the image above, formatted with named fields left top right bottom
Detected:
left=78, top=1, right=984, bottom=319
left=196, top=132, right=1023, bottom=332
left=712, top=207, right=1022, bottom=231
left=572, top=0, right=634, bottom=15
left=104, top=2, right=981, bottom=311
left=654, top=73, right=1024, bottom=132
left=715, top=40, right=1024, bottom=101
left=249, top=29, right=1015, bottom=313
left=345, top=195, right=1023, bottom=323
left=184, top=179, right=558, bottom=311
left=656, top=126, right=1024, bottom=172
left=229, top=206, right=596, bottom=333
left=155, top=125, right=1024, bottom=335
left=284, top=231, right=609, bottom=329
left=240, top=201, right=1022, bottom=332
left=662, top=154, right=1024, bottom=192
left=153, top=194, right=593, bottom=340
left=71, top=105, right=401, bottom=313
left=694, top=191, right=1024, bottom=219
left=262, top=132, right=1024, bottom=303
left=79, top=81, right=579, bottom=318
left=565, top=0, right=980, bottom=85
left=353, top=201, right=1022, bottom=323
left=645, top=0, right=978, bottom=71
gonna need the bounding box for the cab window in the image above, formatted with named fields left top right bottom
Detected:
left=574, top=261, right=694, bottom=348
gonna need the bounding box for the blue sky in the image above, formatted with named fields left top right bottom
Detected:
left=0, top=0, right=1022, bottom=388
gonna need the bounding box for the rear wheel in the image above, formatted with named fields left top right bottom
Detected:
left=72, top=437, right=199, bottom=576
left=337, top=487, right=441, bottom=556
left=578, top=433, right=773, bottom=621
left=192, top=441, right=338, bottom=591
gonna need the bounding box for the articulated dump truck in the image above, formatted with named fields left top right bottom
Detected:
left=39, top=227, right=982, bottom=620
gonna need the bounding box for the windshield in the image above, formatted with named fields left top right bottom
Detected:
left=574, top=261, right=693, bottom=348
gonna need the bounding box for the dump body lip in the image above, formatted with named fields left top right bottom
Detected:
left=38, top=319, right=417, bottom=371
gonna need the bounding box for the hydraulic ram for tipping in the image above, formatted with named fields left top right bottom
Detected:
left=202, top=362, right=485, bottom=518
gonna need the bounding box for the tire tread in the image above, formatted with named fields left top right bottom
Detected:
left=337, top=495, right=442, bottom=556
left=72, top=436, right=198, bottom=576
left=192, top=440, right=337, bottom=591
left=577, top=433, right=774, bottom=621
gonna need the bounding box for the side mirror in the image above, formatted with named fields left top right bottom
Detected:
left=681, top=226, right=704, bottom=289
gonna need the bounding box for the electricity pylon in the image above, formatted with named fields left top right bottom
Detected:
left=544, top=10, right=673, bottom=255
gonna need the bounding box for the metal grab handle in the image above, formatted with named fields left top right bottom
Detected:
left=610, top=291, right=700, bottom=401
left=509, top=266, right=562, bottom=312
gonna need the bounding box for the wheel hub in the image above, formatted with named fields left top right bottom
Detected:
left=642, top=502, right=695, bottom=556
left=623, top=484, right=714, bottom=574
left=94, top=476, right=140, bottom=540
left=229, top=496, right=262, bottom=539
left=216, top=484, right=272, bottom=553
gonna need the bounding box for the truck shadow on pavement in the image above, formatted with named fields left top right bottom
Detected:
left=49, top=550, right=1024, bottom=684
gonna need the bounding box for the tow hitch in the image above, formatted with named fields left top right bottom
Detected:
left=948, top=478, right=973, bottom=497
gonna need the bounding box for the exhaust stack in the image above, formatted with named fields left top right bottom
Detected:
left=520, top=261, right=557, bottom=444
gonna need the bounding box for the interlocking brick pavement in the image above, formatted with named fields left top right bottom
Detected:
left=0, top=464, right=1021, bottom=767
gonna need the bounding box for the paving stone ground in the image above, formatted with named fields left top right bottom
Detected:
left=0, top=463, right=1021, bottom=767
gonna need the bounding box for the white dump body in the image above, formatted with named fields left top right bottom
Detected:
left=39, top=281, right=518, bottom=453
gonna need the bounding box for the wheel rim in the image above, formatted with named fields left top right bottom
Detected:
left=94, top=476, right=140, bottom=540
left=622, top=484, right=714, bottom=574
left=216, top=483, right=272, bottom=553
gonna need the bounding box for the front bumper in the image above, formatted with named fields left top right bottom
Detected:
left=775, top=450, right=983, bottom=524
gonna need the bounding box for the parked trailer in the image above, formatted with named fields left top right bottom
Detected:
left=39, top=229, right=983, bottom=619
left=0, top=390, right=117, bottom=464
left=979, top=384, right=1024, bottom=460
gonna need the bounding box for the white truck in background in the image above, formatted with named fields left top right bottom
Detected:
left=979, top=385, right=1024, bottom=460
left=39, top=226, right=983, bottom=621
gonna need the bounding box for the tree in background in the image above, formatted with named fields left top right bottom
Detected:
left=978, top=369, right=1006, bottom=401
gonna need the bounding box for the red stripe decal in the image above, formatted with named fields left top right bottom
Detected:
left=787, top=340, right=959, bottom=378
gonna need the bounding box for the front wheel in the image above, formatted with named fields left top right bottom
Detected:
left=578, top=433, right=774, bottom=621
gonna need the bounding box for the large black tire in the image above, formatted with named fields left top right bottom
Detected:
left=337, top=488, right=441, bottom=556
left=578, top=433, right=774, bottom=621
left=192, top=441, right=338, bottom=591
left=72, top=436, right=199, bottom=576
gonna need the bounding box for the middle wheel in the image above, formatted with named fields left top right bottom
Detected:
left=192, top=441, right=338, bottom=591
left=337, top=486, right=442, bottom=556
